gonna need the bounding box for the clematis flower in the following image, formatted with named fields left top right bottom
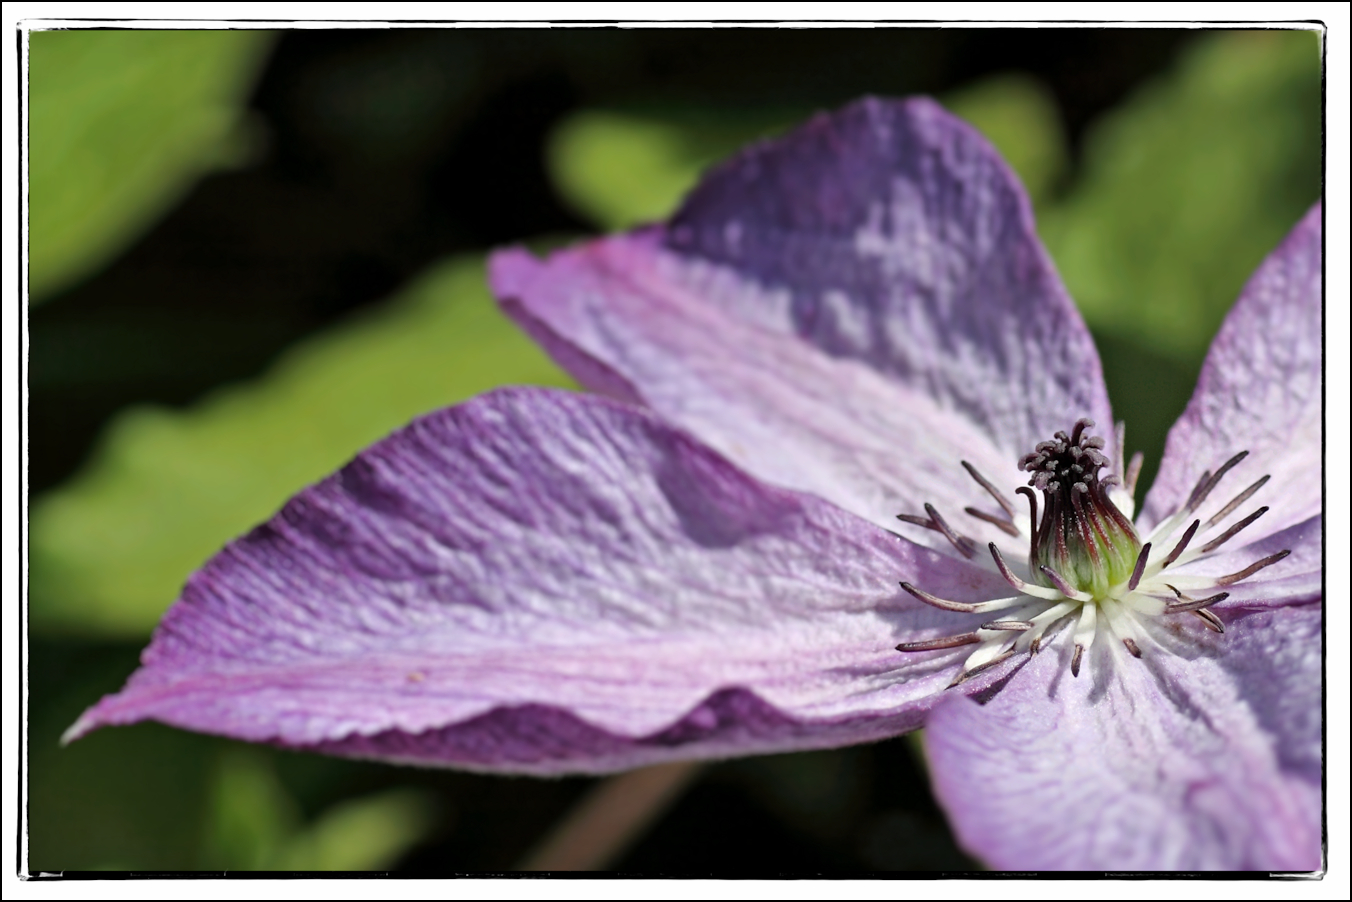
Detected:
left=66, top=98, right=1322, bottom=871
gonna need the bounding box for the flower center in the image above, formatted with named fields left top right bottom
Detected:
left=891, top=418, right=1290, bottom=684
left=1019, top=420, right=1140, bottom=600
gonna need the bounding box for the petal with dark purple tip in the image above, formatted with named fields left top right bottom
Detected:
left=1141, top=203, right=1321, bottom=540
left=67, top=388, right=1011, bottom=774
left=926, top=603, right=1322, bottom=871
left=491, top=98, right=1112, bottom=549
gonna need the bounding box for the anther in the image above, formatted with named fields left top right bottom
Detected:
left=1128, top=542, right=1152, bottom=591
left=1185, top=451, right=1250, bottom=514
left=946, top=651, right=1017, bottom=689
left=925, top=503, right=978, bottom=559
left=1124, top=451, right=1144, bottom=500
left=1204, top=475, right=1271, bottom=530
left=1070, top=644, right=1085, bottom=677
left=1192, top=609, right=1225, bottom=633
left=1122, top=637, right=1142, bottom=658
left=988, top=543, right=1061, bottom=600
left=898, top=582, right=1021, bottom=615
left=1161, top=520, right=1200, bottom=569
left=1214, top=550, right=1291, bottom=586
left=1040, top=564, right=1089, bottom=601
left=981, top=620, right=1034, bottom=631
left=961, top=460, right=1017, bottom=520
left=1166, top=591, right=1231, bottom=613
left=896, top=512, right=938, bottom=531
left=965, top=506, right=1021, bottom=536
left=1198, top=506, right=1268, bottom=554
left=896, top=633, right=981, bottom=652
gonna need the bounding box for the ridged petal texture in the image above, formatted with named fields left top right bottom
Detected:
left=68, top=388, right=1008, bottom=774
left=926, top=603, right=1322, bottom=871
left=921, top=205, right=1325, bottom=872
left=492, top=97, right=1115, bottom=553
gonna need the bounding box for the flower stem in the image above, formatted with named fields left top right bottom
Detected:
left=517, top=761, right=703, bottom=870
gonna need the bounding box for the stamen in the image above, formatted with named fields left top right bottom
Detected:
left=1197, top=506, right=1268, bottom=554
left=965, top=506, right=1021, bottom=537
left=896, top=633, right=981, bottom=652
left=1192, top=609, right=1225, bottom=633
left=981, top=620, right=1034, bottom=631
left=1185, top=451, right=1250, bottom=514
left=961, top=461, right=1017, bottom=520
left=1203, top=475, right=1271, bottom=530
left=896, top=512, right=937, bottom=531
left=898, top=582, right=1023, bottom=615
left=1183, top=469, right=1212, bottom=511
left=1122, top=637, right=1142, bottom=658
left=1124, top=452, right=1144, bottom=500
left=1166, top=591, right=1231, bottom=613
left=988, top=543, right=1062, bottom=600
left=947, top=650, right=1017, bottom=689
left=1016, top=486, right=1040, bottom=552
left=1214, top=550, right=1291, bottom=586
left=1160, top=519, right=1200, bottom=569
left=1039, top=564, right=1092, bottom=602
left=925, top=503, right=978, bottom=559
left=1128, top=542, right=1152, bottom=591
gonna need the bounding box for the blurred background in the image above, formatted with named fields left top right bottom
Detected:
left=26, top=26, right=1321, bottom=873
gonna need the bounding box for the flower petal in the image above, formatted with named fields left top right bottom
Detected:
left=492, top=97, right=1113, bottom=549
left=926, top=603, right=1322, bottom=870
left=67, top=388, right=1008, bottom=774
left=1140, top=203, right=1322, bottom=540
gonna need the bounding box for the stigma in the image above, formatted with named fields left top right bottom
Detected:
left=893, top=418, right=1290, bottom=684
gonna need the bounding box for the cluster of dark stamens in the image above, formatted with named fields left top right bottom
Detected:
left=889, top=418, right=1293, bottom=686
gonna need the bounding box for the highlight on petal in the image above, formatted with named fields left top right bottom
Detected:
left=67, top=388, right=1012, bottom=775
left=491, top=97, right=1114, bottom=549
left=1141, top=203, right=1321, bottom=541
left=926, top=603, right=1322, bottom=871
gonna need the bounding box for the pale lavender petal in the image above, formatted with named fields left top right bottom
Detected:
left=67, top=388, right=1009, bottom=774
left=492, top=97, right=1113, bottom=552
left=1141, top=204, right=1322, bottom=540
left=926, top=603, right=1322, bottom=871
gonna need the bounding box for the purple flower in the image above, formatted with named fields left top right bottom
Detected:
left=67, top=98, right=1322, bottom=871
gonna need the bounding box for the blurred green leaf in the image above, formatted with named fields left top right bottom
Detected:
left=548, top=107, right=804, bottom=231
left=30, top=257, right=574, bottom=638
left=1039, top=30, right=1321, bottom=361
left=546, top=76, right=1067, bottom=232
left=28, top=30, right=275, bottom=301
left=942, top=73, right=1067, bottom=206
left=204, top=749, right=301, bottom=870
left=276, top=788, right=438, bottom=871
left=203, top=750, right=437, bottom=870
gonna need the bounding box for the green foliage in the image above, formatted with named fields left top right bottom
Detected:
left=203, top=750, right=437, bottom=870
left=30, top=257, right=574, bottom=637
left=546, top=75, right=1067, bottom=232
left=1039, top=30, right=1321, bottom=360
left=28, top=30, right=274, bottom=300
left=548, top=106, right=805, bottom=231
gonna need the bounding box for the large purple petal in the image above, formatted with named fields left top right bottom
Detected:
left=491, top=97, right=1114, bottom=552
left=926, top=603, right=1322, bottom=871
left=1140, top=204, right=1322, bottom=540
left=68, top=388, right=1011, bottom=775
